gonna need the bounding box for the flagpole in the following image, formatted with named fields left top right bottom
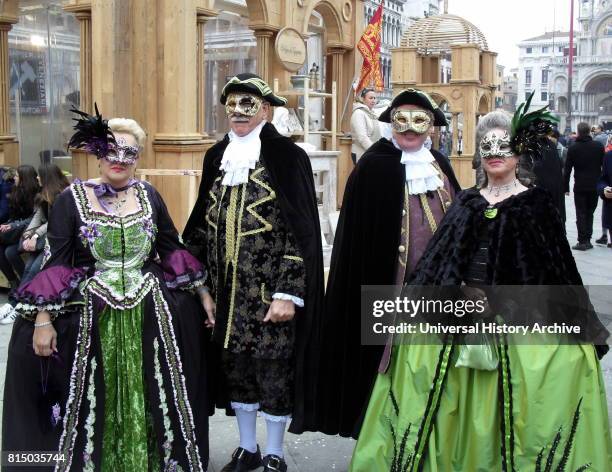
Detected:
left=340, top=76, right=358, bottom=129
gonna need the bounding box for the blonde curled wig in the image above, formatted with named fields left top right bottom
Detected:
left=108, top=118, right=147, bottom=148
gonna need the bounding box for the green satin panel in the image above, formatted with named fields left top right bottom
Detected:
left=350, top=339, right=612, bottom=472
left=98, top=303, right=158, bottom=471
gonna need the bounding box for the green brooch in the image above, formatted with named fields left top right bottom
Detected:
left=484, top=207, right=498, bottom=219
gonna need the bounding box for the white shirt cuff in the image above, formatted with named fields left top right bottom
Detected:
left=272, top=293, right=304, bottom=308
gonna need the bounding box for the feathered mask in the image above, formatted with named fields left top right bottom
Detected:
left=510, top=91, right=559, bottom=160
left=67, top=103, right=116, bottom=158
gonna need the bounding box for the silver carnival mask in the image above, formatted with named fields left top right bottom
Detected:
left=104, top=136, right=140, bottom=166
left=479, top=130, right=514, bottom=159
left=391, top=109, right=432, bottom=135
left=225, top=93, right=263, bottom=118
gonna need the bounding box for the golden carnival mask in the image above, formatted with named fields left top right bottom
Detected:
left=225, top=93, right=263, bottom=117
left=391, top=109, right=432, bottom=135
left=479, top=130, right=514, bottom=159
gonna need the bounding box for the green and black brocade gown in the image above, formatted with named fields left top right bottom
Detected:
left=351, top=188, right=612, bottom=472
left=2, top=180, right=211, bottom=472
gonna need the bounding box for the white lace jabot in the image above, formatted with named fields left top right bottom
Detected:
left=220, top=121, right=266, bottom=186
left=392, top=139, right=444, bottom=195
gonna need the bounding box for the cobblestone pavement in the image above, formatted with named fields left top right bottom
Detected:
left=1, top=196, right=611, bottom=471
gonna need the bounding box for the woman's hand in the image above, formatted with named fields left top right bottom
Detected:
left=198, top=288, right=216, bottom=328
left=0, top=224, right=11, bottom=233
left=32, top=310, right=57, bottom=357
left=22, top=234, right=38, bottom=252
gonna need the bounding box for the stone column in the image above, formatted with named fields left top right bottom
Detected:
left=254, top=28, right=275, bottom=84
left=197, top=9, right=216, bottom=138
left=0, top=1, right=18, bottom=167
left=65, top=4, right=92, bottom=113
left=64, top=3, right=93, bottom=178
left=451, top=112, right=459, bottom=157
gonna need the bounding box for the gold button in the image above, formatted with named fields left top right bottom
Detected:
left=402, top=209, right=407, bottom=216
left=398, top=245, right=406, bottom=253
left=270, top=191, right=276, bottom=198
left=445, top=201, right=452, bottom=208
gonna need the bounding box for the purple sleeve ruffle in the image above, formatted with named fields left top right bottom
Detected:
left=13, top=265, right=86, bottom=319
left=161, top=249, right=207, bottom=290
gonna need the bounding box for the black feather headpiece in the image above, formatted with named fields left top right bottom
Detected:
left=510, top=91, right=559, bottom=161
left=67, top=103, right=116, bottom=158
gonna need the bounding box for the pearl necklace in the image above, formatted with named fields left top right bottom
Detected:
left=487, top=179, right=518, bottom=197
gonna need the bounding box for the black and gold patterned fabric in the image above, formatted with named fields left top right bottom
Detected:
left=205, top=163, right=306, bottom=359
left=183, top=122, right=324, bottom=433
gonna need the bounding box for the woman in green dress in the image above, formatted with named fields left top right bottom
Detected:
left=2, top=107, right=213, bottom=471
left=350, top=101, right=612, bottom=471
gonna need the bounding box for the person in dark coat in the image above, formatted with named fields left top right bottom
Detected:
left=597, top=150, right=612, bottom=248
left=0, top=166, right=15, bottom=223
left=183, top=73, right=324, bottom=472
left=310, top=89, right=461, bottom=439
left=564, top=122, right=604, bottom=250
left=533, top=137, right=565, bottom=222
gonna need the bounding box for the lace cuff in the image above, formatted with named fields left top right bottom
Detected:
left=12, top=265, right=86, bottom=320
left=162, top=249, right=207, bottom=290
left=272, top=293, right=305, bottom=308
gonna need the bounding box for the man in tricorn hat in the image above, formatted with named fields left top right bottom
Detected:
left=311, top=88, right=461, bottom=439
left=183, top=73, right=324, bottom=471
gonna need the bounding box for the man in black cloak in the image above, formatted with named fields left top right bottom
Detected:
left=311, top=89, right=461, bottom=439
left=183, top=73, right=324, bottom=472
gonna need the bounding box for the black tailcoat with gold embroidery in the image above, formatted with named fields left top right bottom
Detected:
left=183, top=122, right=324, bottom=433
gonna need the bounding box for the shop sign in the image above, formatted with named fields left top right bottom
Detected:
left=275, top=27, right=306, bottom=72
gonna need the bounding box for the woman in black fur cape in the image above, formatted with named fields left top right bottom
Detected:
left=350, top=108, right=612, bottom=471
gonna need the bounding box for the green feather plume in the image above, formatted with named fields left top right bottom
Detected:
left=510, top=91, right=560, bottom=159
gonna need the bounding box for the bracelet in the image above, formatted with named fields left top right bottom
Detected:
left=34, top=320, right=53, bottom=328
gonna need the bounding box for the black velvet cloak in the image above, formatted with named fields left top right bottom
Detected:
left=310, top=138, right=461, bottom=438
left=182, top=122, right=325, bottom=434
left=407, top=186, right=609, bottom=351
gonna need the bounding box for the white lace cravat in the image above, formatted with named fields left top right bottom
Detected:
left=392, top=139, right=444, bottom=195
left=220, top=121, right=266, bottom=186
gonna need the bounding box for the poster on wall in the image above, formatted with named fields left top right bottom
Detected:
left=9, top=48, right=47, bottom=115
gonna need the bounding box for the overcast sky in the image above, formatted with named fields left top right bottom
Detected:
left=448, top=0, right=573, bottom=70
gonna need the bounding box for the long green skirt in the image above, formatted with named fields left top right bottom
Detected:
left=350, top=337, right=612, bottom=471
left=98, top=304, right=159, bottom=471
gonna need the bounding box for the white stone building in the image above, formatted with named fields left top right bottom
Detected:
left=549, top=0, right=612, bottom=131
left=517, top=31, right=572, bottom=115
left=517, top=0, right=612, bottom=131
left=503, top=68, right=519, bottom=113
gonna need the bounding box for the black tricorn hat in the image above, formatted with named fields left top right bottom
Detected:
left=220, top=73, right=287, bottom=107
left=379, top=88, right=447, bottom=127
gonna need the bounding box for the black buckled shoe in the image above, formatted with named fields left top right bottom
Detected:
left=262, top=454, right=287, bottom=472
left=220, top=446, right=263, bottom=472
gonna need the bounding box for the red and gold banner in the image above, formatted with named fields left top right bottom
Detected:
left=356, top=2, right=384, bottom=93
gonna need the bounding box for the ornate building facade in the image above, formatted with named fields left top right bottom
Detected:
left=549, top=0, right=612, bottom=130
left=517, top=0, right=612, bottom=131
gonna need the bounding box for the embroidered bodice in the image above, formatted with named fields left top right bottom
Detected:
left=14, top=180, right=206, bottom=318
left=73, top=182, right=160, bottom=308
